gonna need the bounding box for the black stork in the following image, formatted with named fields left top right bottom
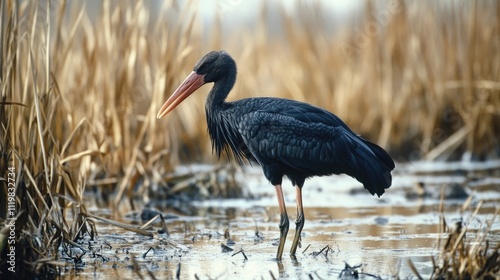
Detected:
left=157, top=51, right=395, bottom=260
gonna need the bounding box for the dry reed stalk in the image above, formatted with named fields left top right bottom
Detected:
left=409, top=196, right=499, bottom=279
left=0, top=0, right=192, bottom=277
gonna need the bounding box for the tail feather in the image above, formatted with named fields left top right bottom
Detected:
left=348, top=140, right=394, bottom=197
left=364, top=140, right=395, bottom=170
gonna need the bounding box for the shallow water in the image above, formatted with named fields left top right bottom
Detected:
left=61, top=162, right=500, bottom=279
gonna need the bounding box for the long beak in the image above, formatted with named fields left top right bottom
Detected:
left=157, top=71, right=206, bottom=119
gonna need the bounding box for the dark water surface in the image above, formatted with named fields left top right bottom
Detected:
left=61, top=162, right=500, bottom=279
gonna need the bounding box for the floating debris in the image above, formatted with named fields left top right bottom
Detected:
left=221, top=243, right=234, bottom=253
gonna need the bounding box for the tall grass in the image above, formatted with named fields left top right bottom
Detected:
left=0, top=0, right=196, bottom=277
left=0, top=0, right=498, bottom=277
left=223, top=0, right=500, bottom=161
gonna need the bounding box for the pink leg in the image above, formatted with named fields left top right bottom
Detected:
left=274, top=184, right=289, bottom=260
left=290, top=184, right=304, bottom=255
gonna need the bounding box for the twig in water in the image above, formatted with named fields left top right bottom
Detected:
left=158, top=214, right=170, bottom=235
left=103, top=240, right=112, bottom=249
left=231, top=249, right=248, bottom=261
left=254, top=223, right=264, bottom=242
left=312, top=245, right=330, bottom=257
left=143, top=247, right=154, bottom=258
left=302, top=244, right=311, bottom=254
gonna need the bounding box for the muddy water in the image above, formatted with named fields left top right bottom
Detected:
left=61, top=163, right=500, bottom=279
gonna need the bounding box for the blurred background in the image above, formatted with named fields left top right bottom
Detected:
left=6, top=0, right=499, bottom=173
left=1, top=0, right=499, bottom=277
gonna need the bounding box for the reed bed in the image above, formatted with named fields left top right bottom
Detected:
left=409, top=196, right=500, bottom=279
left=0, top=0, right=499, bottom=278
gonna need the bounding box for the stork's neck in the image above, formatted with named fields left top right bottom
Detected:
left=204, top=68, right=237, bottom=160
left=206, top=67, right=236, bottom=113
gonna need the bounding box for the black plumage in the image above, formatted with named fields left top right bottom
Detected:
left=210, top=97, right=393, bottom=196
left=157, top=50, right=395, bottom=260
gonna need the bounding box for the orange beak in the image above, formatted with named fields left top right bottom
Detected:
left=157, top=71, right=206, bottom=119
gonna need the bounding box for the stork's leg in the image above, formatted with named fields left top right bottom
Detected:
left=290, top=184, right=304, bottom=255
left=274, top=184, right=289, bottom=261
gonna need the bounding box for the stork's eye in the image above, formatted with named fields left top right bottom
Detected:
left=194, top=52, right=220, bottom=74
